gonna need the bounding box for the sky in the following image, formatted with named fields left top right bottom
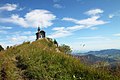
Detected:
left=0, top=0, right=120, bottom=52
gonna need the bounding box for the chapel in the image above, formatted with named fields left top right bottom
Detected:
left=36, top=27, right=46, bottom=40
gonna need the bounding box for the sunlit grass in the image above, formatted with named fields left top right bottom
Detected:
left=0, top=38, right=119, bottom=80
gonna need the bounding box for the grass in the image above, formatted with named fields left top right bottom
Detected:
left=0, top=38, right=119, bottom=80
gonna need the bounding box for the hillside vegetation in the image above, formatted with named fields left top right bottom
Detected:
left=0, top=38, right=119, bottom=80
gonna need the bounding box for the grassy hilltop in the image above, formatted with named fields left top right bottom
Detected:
left=0, top=38, right=119, bottom=80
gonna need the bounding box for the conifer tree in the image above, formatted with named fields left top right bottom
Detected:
left=0, top=45, right=4, bottom=51
left=54, top=39, right=58, bottom=47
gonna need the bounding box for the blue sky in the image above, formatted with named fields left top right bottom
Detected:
left=0, top=0, right=120, bottom=52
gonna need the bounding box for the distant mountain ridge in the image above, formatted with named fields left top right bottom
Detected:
left=73, top=49, right=120, bottom=66
left=73, top=54, right=117, bottom=65
left=84, top=49, right=120, bottom=56
left=82, top=49, right=120, bottom=60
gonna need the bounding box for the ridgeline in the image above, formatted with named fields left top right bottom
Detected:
left=0, top=38, right=119, bottom=80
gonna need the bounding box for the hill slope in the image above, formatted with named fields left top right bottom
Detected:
left=0, top=38, right=119, bottom=80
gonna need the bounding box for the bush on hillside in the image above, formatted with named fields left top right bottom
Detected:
left=59, top=44, right=72, bottom=54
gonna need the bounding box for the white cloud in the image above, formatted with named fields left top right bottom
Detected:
left=52, top=27, right=65, bottom=31
left=9, top=31, right=35, bottom=36
left=0, top=9, right=56, bottom=28
left=53, top=4, right=63, bottom=8
left=77, top=16, right=107, bottom=26
left=9, top=35, right=35, bottom=43
left=48, top=25, right=83, bottom=38
left=0, top=3, right=17, bottom=11
left=25, top=10, right=56, bottom=28
left=52, top=25, right=84, bottom=31
left=49, top=9, right=107, bottom=38
left=0, top=30, right=36, bottom=47
left=109, top=14, right=114, bottom=19
left=0, top=30, right=7, bottom=34
left=48, top=25, right=91, bottom=38
left=62, top=16, right=107, bottom=29
left=11, top=36, right=28, bottom=42
left=48, top=29, right=72, bottom=38
left=0, top=26, right=12, bottom=29
left=18, top=7, right=25, bottom=11
left=108, top=11, right=120, bottom=19
left=62, top=17, right=78, bottom=23
left=77, top=36, right=106, bottom=40
left=90, top=27, right=98, bottom=30
left=66, top=25, right=85, bottom=31
left=0, top=34, right=36, bottom=48
left=85, top=9, right=103, bottom=16
left=113, top=33, right=120, bottom=37
left=23, top=31, right=32, bottom=35
left=0, top=14, right=28, bottom=27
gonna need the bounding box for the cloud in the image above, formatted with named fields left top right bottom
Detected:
left=62, top=18, right=78, bottom=23
left=22, top=31, right=32, bottom=35
left=0, top=3, right=17, bottom=11
left=0, top=30, right=7, bottom=33
left=108, top=11, right=120, bottom=19
left=6, top=33, right=35, bottom=44
left=109, top=14, right=114, bottom=19
left=0, top=14, right=28, bottom=27
left=0, top=30, right=36, bottom=48
left=85, top=9, right=104, bottom=16
left=18, top=7, right=25, bottom=11
left=24, top=10, right=56, bottom=27
left=0, top=33, right=35, bottom=48
left=10, top=35, right=35, bottom=42
left=66, top=25, right=85, bottom=31
left=62, top=16, right=107, bottom=28
left=53, top=4, right=63, bottom=8
left=48, top=25, right=83, bottom=38
left=0, top=9, right=56, bottom=28
left=52, top=25, right=84, bottom=32
left=90, top=27, right=98, bottom=30
left=48, top=27, right=73, bottom=38
left=11, top=36, right=28, bottom=42
left=0, top=26, right=12, bottom=29
left=52, top=27, right=65, bottom=31
left=48, top=30, right=72, bottom=38
left=49, top=9, right=107, bottom=38
left=62, top=9, right=107, bottom=28
left=113, top=33, right=120, bottom=37
left=78, top=16, right=107, bottom=26
left=9, top=31, right=35, bottom=36
left=48, top=25, right=93, bottom=38
left=77, top=36, right=106, bottom=40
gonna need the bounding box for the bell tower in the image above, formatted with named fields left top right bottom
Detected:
left=36, top=27, right=41, bottom=40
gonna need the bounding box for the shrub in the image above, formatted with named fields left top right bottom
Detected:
left=59, top=44, right=72, bottom=54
